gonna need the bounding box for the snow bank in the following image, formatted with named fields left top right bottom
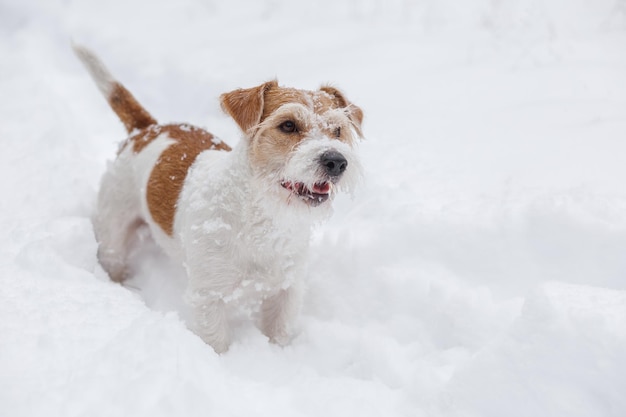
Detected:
left=1, top=1, right=626, bottom=416
left=443, top=282, right=626, bottom=417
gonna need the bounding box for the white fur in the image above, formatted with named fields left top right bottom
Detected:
left=173, top=135, right=361, bottom=352
left=94, top=125, right=361, bottom=353
left=72, top=43, right=115, bottom=97
left=79, top=42, right=363, bottom=352
left=92, top=135, right=175, bottom=280
left=281, top=137, right=362, bottom=195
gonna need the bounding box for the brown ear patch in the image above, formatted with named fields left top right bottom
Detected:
left=319, top=85, right=364, bottom=137
left=142, top=124, right=231, bottom=236
left=220, top=81, right=278, bottom=133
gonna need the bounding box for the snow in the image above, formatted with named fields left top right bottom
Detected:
left=2, top=0, right=626, bottom=416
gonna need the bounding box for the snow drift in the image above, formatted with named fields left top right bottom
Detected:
left=1, top=1, right=626, bottom=416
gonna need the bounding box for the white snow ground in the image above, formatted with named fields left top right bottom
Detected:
left=1, top=1, right=626, bottom=416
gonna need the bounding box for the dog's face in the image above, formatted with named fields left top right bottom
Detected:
left=221, top=81, right=363, bottom=209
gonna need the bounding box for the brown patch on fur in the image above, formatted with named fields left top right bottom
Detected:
left=126, top=125, right=168, bottom=154
left=220, top=81, right=278, bottom=133
left=246, top=89, right=358, bottom=174
left=220, top=80, right=364, bottom=183
left=260, top=88, right=323, bottom=121
left=141, top=124, right=231, bottom=235
left=248, top=105, right=311, bottom=174
left=221, top=81, right=363, bottom=138
left=319, top=86, right=364, bottom=137
left=109, top=82, right=157, bottom=133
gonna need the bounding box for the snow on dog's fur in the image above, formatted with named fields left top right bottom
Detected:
left=74, top=45, right=363, bottom=353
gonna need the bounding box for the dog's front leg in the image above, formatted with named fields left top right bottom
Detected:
left=261, top=280, right=303, bottom=346
left=185, top=261, right=232, bottom=353
left=187, top=293, right=231, bottom=354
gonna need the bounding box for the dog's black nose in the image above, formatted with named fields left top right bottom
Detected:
left=320, top=150, right=348, bottom=178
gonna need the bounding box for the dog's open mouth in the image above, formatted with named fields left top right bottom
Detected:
left=281, top=181, right=331, bottom=206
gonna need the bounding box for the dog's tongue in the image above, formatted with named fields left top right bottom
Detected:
left=312, top=182, right=330, bottom=194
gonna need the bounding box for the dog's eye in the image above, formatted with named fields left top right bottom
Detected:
left=334, top=127, right=341, bottom=138
left=279, top=121, right=297, bottom=133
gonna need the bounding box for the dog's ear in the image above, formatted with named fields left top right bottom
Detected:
left=319, top=85, right=364, bottom=138
left=220, top=81, right=278, bottom=134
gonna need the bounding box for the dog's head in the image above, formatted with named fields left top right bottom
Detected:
left=221, top=81, right=363, bottom=210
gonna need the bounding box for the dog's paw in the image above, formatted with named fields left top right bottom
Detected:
left=208, top=338, right=230, bottom=354
left=196, top=328, right=231, bottom=355
left=267, top=329, right=294, bottom=347
left=194, top=329, right=231, bottom=354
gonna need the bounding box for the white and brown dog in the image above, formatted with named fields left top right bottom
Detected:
left=74, top=45, right=363, bottom=353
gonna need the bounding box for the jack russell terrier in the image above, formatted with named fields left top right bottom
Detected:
left=74, top=45, right=363, bottom=353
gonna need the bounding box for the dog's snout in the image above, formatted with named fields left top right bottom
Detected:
left=320, top=150, right=348, bottom=178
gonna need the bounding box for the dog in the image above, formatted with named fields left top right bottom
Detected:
left=74, top=45, right=363, bottom=353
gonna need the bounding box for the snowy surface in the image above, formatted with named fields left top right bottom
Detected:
left=2, top=0, right=626, bottom=416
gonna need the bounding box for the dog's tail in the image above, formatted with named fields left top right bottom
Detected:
left=73, top=43, right=157, bottom=133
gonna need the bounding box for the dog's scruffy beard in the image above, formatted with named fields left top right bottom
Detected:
left=249, top=137, right=362, bottom=225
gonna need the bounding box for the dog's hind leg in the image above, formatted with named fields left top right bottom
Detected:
left=95, top=217, right=143, bottom=283
left=92, top=157, right=142, bottom=283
